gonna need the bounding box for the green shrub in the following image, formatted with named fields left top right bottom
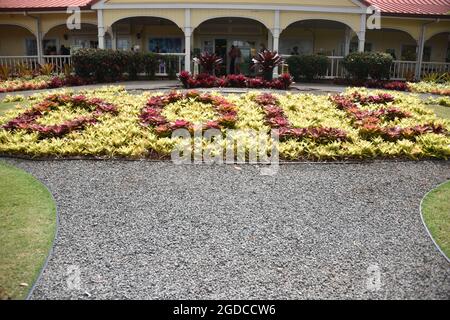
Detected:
left=126, top=52, right=144, bottom=80
left=343, top=52, right=393, bottom=81
left=72, top=49, right=179, bottom=81
left=143, top=53, right=158, bottom=80
left=343, top=52, right=370, bottom=81
left=367, top=52, right=393, bottom=80
left=72, top=48, right=128, bottom=82
left=286, top=54, right=329, bottom=81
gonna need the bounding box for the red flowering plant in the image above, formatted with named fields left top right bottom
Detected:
left=178, top=71, right=293, bottom=90
left=193, top=52, right=223, bottom=75
left=2, top=94, right=118, bottom=138
left=140, top=91, right=238, bottom=137
left=330, top=93, right=448, bottom=141
left=253, top=93, right=348, bottom=143
left=252, top=50, right=283, bottom=81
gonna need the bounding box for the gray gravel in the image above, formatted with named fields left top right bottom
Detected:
left=4, top=159, right=450, bottom=299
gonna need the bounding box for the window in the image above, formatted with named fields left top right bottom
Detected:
left=385, top=49, right=397, bottom=60
left=117, top=38, right=131, bottom=51
left=25, top=38, right=37, bottom=56
left=43, top=39, right=57, bottom=55
left=149, top=38, right=182, bottom=53
left=401, top=45, right=431, bottom=61
left=401, top=45, right=416, bottom=61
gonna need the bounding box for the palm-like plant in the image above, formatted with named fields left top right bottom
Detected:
left=0, top=65, right=11, bottom=80
left=193, top=52, right=223, bottom=75
left=252, top=50, right=283, bottom=81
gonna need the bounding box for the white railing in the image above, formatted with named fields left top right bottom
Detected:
left=390, top=60, right=417, bottom=80
left=324, top=56, right=345, bottom=79
left=421, top=61, right=450, bottom=76
left=0, top=56, right=39, bottom=70
left=42, top=55, right=72, bottom=72
left=155, top=53, right=185, bottom=76
left=0, top=55, right=71, bottom=73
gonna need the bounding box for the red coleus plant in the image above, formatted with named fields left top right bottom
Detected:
left=253, top=93, right=348, bottom=143
left=330, top=93, right=448, bottom=141
left=359, top=123, right=447, bottom=141
left=2, top=94, right=117, bottom=138
left=140, top=91, right=238, bottom=137
left=178, top=71, right=293, bottom=90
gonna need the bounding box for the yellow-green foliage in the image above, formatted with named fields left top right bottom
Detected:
left=0, top=86, right=449, bottom=160
left=408, top=81, right=450, bottom=95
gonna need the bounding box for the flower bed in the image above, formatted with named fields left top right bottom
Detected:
left=330, top=92, right=447, bottom=141
left=179, top=72, right=293, bottom=90
left=0, top=75, right=91, bottom=93
left=140, top=91, right=238, bottom=136
left=0, top=86, right=449, bottom=160
left=254, top=93, right=347, bottom=143
left=2, top=94, right=117, bottom=138
left=337, top=79, right=450, bottom=96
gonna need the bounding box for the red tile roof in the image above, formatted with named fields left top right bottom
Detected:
left=364, top=0, right=450, bottom=16
left=0, top=0, right=448, bottom=17
left=0, top=0, right=97, bottom=11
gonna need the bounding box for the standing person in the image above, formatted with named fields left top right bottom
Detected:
left=235, top=46, right=242, bottom=74
left=291, top=46, right=300, bottom=56
left=228, top=45, right=237, bottom=74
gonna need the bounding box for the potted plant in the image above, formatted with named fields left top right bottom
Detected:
left=252, top=50, right=282, bottom=81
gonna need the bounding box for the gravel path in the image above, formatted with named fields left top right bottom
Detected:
left=4, top=159, right=450, bottom=299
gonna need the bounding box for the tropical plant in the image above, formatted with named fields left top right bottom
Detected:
left=39, top=63, right=54, bottom=76
left=193, top=52, right=223, bottom=75
left=15, top=63, right=33, bottom=78
left=252, top=50, right=283, bottom=81
left=0, top=65, right=11, bottom=80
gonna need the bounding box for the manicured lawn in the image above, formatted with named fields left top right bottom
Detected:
left=422, top=181, right=450, bottom=259
left=0, top=162, right=56, bottom=300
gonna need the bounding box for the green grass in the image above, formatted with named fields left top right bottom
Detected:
left=422, top=181, right=450, bottom=259
left=0, top=162, right=56, bottom=300
left=425, top=104, right=450, bottom=120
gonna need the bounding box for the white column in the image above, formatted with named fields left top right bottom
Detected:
left=184, top=9, right=191, bottom=73
left=184, top=28, right=192, bottom=73
left=358, top=13, right=366, bottom=52
left=272, top=10, right=280, bottom=77
left=111, top=28, right=117, bottom=50
left=415, top=35, right=425, bottom=81
left=97, top=9, right=105, bottom=49
left=36, top=18, right=44, bottom=64
left=344, top=26, right=351, bottom=56
left=268, top=31, right=273, bottom=51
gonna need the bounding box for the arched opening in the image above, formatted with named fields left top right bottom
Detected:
left=0, top=24, right=37, bottom=56
left=193, top=17, right=269, bottom=76
left=43, top=23, right=100, bottom=55
left=110, top=16, right=184, bottom=53
left=425, top=32, right=450, bottom=63
left=353, top=28, right=417, bottom=60
left=280, top=20, right=356, bottom=57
